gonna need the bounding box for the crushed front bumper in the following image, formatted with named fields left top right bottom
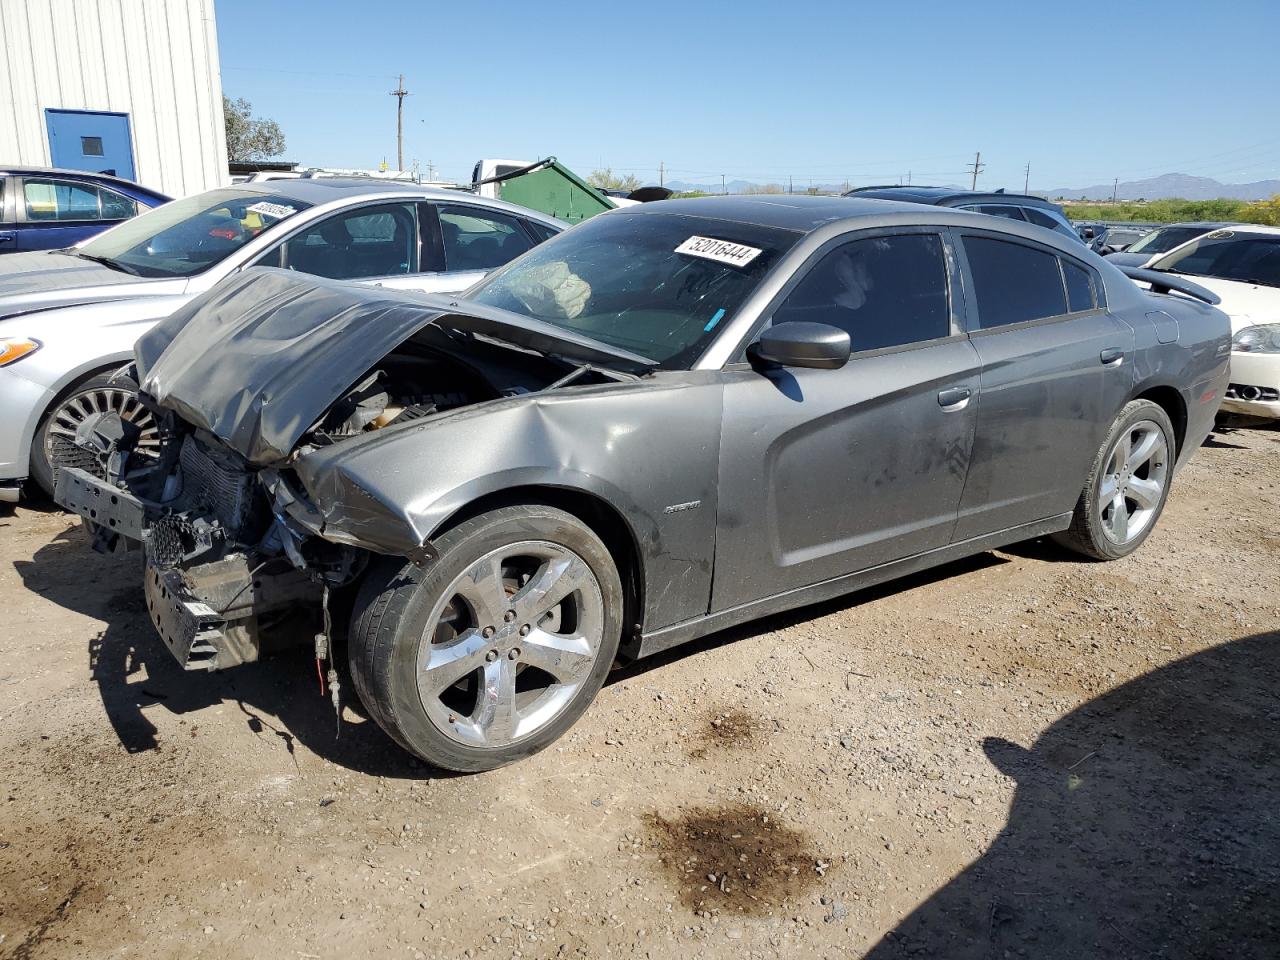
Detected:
left=55, top=465, right=323, bottom=671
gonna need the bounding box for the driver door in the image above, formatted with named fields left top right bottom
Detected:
left=711, top=229, right=981, bottom=611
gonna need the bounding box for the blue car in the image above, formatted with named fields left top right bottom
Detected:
left=0, top=167, right=169, bottom=253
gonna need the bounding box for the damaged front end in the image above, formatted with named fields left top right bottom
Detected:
left=54, top=268, right=649, bottom=673
left=56, top=418, right=366, bottom=671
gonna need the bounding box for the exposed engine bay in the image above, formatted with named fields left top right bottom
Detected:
left=55, top=324, right=627, bottom=673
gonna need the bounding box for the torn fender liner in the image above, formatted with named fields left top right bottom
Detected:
left=135, top=268, right=653, bottom=466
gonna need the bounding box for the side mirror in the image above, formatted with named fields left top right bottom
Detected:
left=753, top=321, right=851, bottom=370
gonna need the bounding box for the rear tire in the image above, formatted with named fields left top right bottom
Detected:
left=1053, top=400, right=1175, bottom=561
left=347, top=505, right=623, bottom=772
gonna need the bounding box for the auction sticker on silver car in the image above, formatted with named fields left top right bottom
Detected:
left=675, top=236, right=763, bottom=268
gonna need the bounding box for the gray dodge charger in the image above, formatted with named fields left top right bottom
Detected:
left=55, top=196, right=1231, bottom=771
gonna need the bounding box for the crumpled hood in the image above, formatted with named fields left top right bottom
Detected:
left=136, top=268, right=652, bottom=466
left=0, top=249, right=178, bottom=317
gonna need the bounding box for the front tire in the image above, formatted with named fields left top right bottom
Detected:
left=348, top=505, right=623, bottom=772
left=30, top=371, right=160, bottom=497
left=1054, top=399, right=1175, bottom=560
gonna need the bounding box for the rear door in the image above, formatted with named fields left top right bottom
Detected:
left=951, top=231, right=1133, bottom=540
left=712, top=228, right=981, bottom=610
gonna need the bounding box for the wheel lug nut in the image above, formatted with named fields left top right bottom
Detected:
left=485, top=649, right=499, bottom=662
left=519, top=624, right=531, bottom=636
left=504, top=610, right=516, bottom=622
left=508, top=648, right=520, bottom=660
left=482, top=626, right=495, bottom=638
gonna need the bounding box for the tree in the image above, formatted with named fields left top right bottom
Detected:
left=587, top=168, right=641, bottom=192
left=223, top=96, right=286, bottom=162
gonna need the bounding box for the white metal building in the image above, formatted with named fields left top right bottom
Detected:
left=0, top=0, right=228, bottom=197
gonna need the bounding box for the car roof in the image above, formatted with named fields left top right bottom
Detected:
left=615, top=193, right=1077, bottom=241
left=219, top=177, right=565, bottom=225
left=844, top=185, right=1060, bottom=209
left=1157, top=221, right=1241, bottom=229
left=0, top=165, right=170, bottom=200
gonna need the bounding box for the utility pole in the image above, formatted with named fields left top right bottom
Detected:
left=1112, top=177, right=1119, bottom=202
left=968, top=151, right=984, bottom=190
left=721, top=173, right=726, bottom=195
left=658, top=161, right=664, bottom=188
left=1024, top=162, right=1031, bottom=194
left=788, top=175, right=793, bottom=195
left=389, top=74, right=410, bottom=171
left=907, top=170, right=912, bottom=185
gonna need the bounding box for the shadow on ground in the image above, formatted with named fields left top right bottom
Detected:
left=16, top=517, right=1013, bottom=778
left=864, top=629, right=1280, bottom=959
left=13, top=520, right=432, bottom=780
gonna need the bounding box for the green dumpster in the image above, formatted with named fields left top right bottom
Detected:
left=479, top=157, right=616, bottom=224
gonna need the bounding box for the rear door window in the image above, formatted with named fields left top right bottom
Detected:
left=438, top=206, right=535, bottom=272
left=100, top=189, right=137, bottom=220
left=963, top=236, right=1068, bottom=328
left=772, top=233, right=951, bottom=352
left=523, top=219, right=560, bottom=244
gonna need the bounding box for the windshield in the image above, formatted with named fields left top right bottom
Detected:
left=76, top=188, right=312, bottom=278
left=467, top=212, right=801, bottom=367
left=1151, top=232, right=1280, bottom=288
left=1128, top=226, right=1213, bottom=255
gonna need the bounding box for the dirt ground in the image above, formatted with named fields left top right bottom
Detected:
left=1, top=423, right=1277, bottom=960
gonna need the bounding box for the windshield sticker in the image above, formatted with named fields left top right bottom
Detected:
left=704, top=307, right=727, bottom=332
left=675, top=236, right=763, bottom=268
left=246, top=201, right=298, bottom=220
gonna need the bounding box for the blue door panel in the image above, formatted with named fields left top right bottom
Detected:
left=45, top=110, right=136, bottom=180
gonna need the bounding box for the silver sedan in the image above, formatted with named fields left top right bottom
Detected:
left=0, top=178, right=563, bottom=500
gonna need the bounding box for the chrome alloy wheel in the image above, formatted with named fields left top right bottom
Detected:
left=45, top=385, right=162, bottom=475
left=417, top=541, right=605, bottom=748
left=1098, top=419, right=1169, bottom=545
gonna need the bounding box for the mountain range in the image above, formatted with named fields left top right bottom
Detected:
left=662, top=172, right=1279, bottom=201
left=1040, top=173, right=1280, bottom=201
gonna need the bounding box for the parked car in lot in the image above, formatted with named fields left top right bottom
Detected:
left=1, top=167, right=169, bottom=253
left=1104, top=221, right=1241, bottom=268
left=1140, top=225, right=1280, bottom=420
left=52, top=195, right=1229, bottom=771
left=0, top=178, right=564, bottom=501
left=1091, top=224, right=1152, bottom=254
left=843, top=185, right=1084, bottom=244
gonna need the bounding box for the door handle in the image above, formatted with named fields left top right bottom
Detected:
left=937, top=386, right=972, bottom=411
left=0, top=231, right=15, bottom=244
left=1100, top=347, right=1125, bottom=366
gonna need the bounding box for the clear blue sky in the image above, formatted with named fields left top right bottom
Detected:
left=215, top=0, right=1280, bottom=191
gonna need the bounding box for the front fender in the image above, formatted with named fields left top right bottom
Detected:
left=0, top=296, right=186, bottom=481
left=293, top=377, right=724, bottom=631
